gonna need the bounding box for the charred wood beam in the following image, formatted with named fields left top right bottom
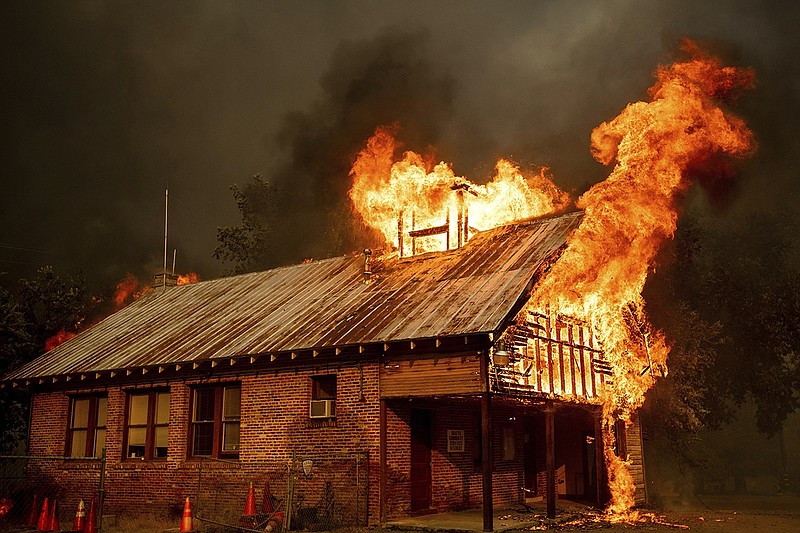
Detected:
left=408, top=223, right=449, bottom=238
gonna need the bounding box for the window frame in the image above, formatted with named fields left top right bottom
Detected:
left=123, top=389, right=170, bottom=461
left=310, top=374, right=337, bottom=419
left=189, top=383, right=241, bottom=459
left=66, top=394, right=107, bottom=458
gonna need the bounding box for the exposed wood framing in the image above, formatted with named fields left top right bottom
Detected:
left=491, top=311, right=606, bottom=401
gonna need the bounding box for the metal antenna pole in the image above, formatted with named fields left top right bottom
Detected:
left=163, top=189, right=169, bottom=287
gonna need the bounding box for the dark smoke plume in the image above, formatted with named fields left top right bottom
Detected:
left=217, top=29, right=458, bottom=269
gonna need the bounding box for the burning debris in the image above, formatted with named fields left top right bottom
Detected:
left=349, top=39, right=755, bottom=519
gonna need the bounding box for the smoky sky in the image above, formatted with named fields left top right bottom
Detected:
left=1, top=0, right=799, bottom=290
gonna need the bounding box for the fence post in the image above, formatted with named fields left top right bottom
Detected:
left=355, top=454, right=361, bottom=525
left=98, top=448, right=106, bottom=533
left=364, top=451, right=370, bottom=526
left=196, top=458, right=203, bottom=520
left=285, top=451, right=296, bottom=532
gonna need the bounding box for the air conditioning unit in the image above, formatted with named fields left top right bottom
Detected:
left=309, top=399, right=335, bottom=419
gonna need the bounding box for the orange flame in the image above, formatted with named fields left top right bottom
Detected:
left=114, top=273, right=141, bottom=309
left=528, top=40, right=755, bottom=516
left=177, top=272, right=200, bottom=285
left=349, top=126, right=570, bottom=253
left=347, top=40, right=753, bottom=518
left=44, top=329, right=77, bottom=351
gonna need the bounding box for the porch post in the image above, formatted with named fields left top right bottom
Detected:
left=380, top=398, right=387, bottom=524
left=545, top=401, right=556, bottom=519
left=594, top=409, right=605, bottom=505
left=481, top=350, right=493, bottom=532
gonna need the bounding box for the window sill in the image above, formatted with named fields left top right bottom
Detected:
left=307, top=418, right=337, bottom=428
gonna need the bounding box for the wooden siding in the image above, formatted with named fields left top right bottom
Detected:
left=380, top=355, right=482, bottom=398
left=626, top=415, right=648, bottom=505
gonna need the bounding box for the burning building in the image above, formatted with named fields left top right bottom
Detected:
left=2, top=208, right=642, bottom=528
left=1, top=40, right=754, bottom=529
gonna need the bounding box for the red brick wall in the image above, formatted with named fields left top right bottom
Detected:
left=26, top=362, right=381, bottom=523
left=382, top=400, right=526, bottom=520
left=26, top=364, right=615, bottom=524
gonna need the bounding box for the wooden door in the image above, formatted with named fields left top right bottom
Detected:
left=410, top=409, right=432, bottom=512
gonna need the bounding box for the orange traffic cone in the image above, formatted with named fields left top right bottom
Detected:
left=84, top=500, right=96, bottom=533
left=243, top=482, right=257, bottom=516
left=261, top=479, right=274, bottom=514
left=179, top=497, right=193, bottom=533
left=48, top=500, right=60, bottom=532
left=72, top=500, right=85, bottom=532
left=37, top=498, right=50, bottom=531
left=27, top=495, right=40, bottom=527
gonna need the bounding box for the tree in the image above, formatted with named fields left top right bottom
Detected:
left=214, top=29, right=456, bottom=274
left=645, top=212, right=800, bottom=491
left=0, top=267, right=91, bottom=453
left=214, top=175, right=278, bottom=275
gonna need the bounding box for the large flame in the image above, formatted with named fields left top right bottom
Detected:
left=529, top=40, right=754, bottom=516
left=348, top=41, right=753, bottom=518
left=349, top=126, right=570, bottom=253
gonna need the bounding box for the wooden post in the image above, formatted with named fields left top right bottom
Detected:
left=398, top=212, right=404, bottom=258
left=545, top=402, right=556, bottom=519
left=594, top=410, right=605, bottom=505
left=481, top=350, right=493, bottom=532
left=380, top=399, right=387, bottom=524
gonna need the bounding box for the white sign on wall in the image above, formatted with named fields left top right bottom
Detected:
left=447, top=429, right=465, bottom=452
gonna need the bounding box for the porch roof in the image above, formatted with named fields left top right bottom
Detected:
left=4, top=211, right=582, bottom=383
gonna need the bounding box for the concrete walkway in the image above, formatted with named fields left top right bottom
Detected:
left=383, top=501, right=593, bottom=532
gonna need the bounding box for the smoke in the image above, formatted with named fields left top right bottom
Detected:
left=252, top=28, right=458, bottom=266
left=1, top=1, right=798, bottom=290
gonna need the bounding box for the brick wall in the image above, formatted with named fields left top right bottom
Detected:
left=26, top=362, right=381, bottom=524
left=26, top=363, right=618, bottom=524
left=382, top=400, right=527, bottom=520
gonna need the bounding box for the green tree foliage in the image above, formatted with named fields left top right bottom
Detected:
left=0, top=267, right=91, bottom=453
left=645, top=212, right=800, bottom=490
left=214, top=175, right=278, bottom=275
left=645, top=218, right=736, bottom=448
left=699, top=213, right=800, bottom=436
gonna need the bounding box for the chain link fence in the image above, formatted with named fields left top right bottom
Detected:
left=194, top=452, right=369, bottom=532
left=0, top=454, right=105, bottom=531
left=0, top=451, right=368, bottom=532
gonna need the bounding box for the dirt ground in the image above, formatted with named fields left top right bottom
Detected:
left=516, top=494, right=800, bottom=532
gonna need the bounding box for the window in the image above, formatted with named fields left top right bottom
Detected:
left=310, top=374, right=336, bottom=418
left=67, top=395, right=107, bottom=458
left=125, top=390, right=170, bottom=460
left=191, top=384, right=240, bottom=458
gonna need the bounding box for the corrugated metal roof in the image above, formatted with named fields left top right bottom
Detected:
left=4, top=211, right=583, bottom=381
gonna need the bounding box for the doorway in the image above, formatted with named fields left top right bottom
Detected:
left=410, top=409, right=432, bottom=512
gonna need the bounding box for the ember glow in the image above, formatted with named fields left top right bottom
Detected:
left=528, top=40, right=755, bottom=517
left=114, top=273, right=141, bottom=309
left=44, top=329, right=77, bottom=351
left=349, top=40, right=754, bottom=518
left=349, top=126, right=570, bottom=254
left=177, top=272, right=200, bottom=285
